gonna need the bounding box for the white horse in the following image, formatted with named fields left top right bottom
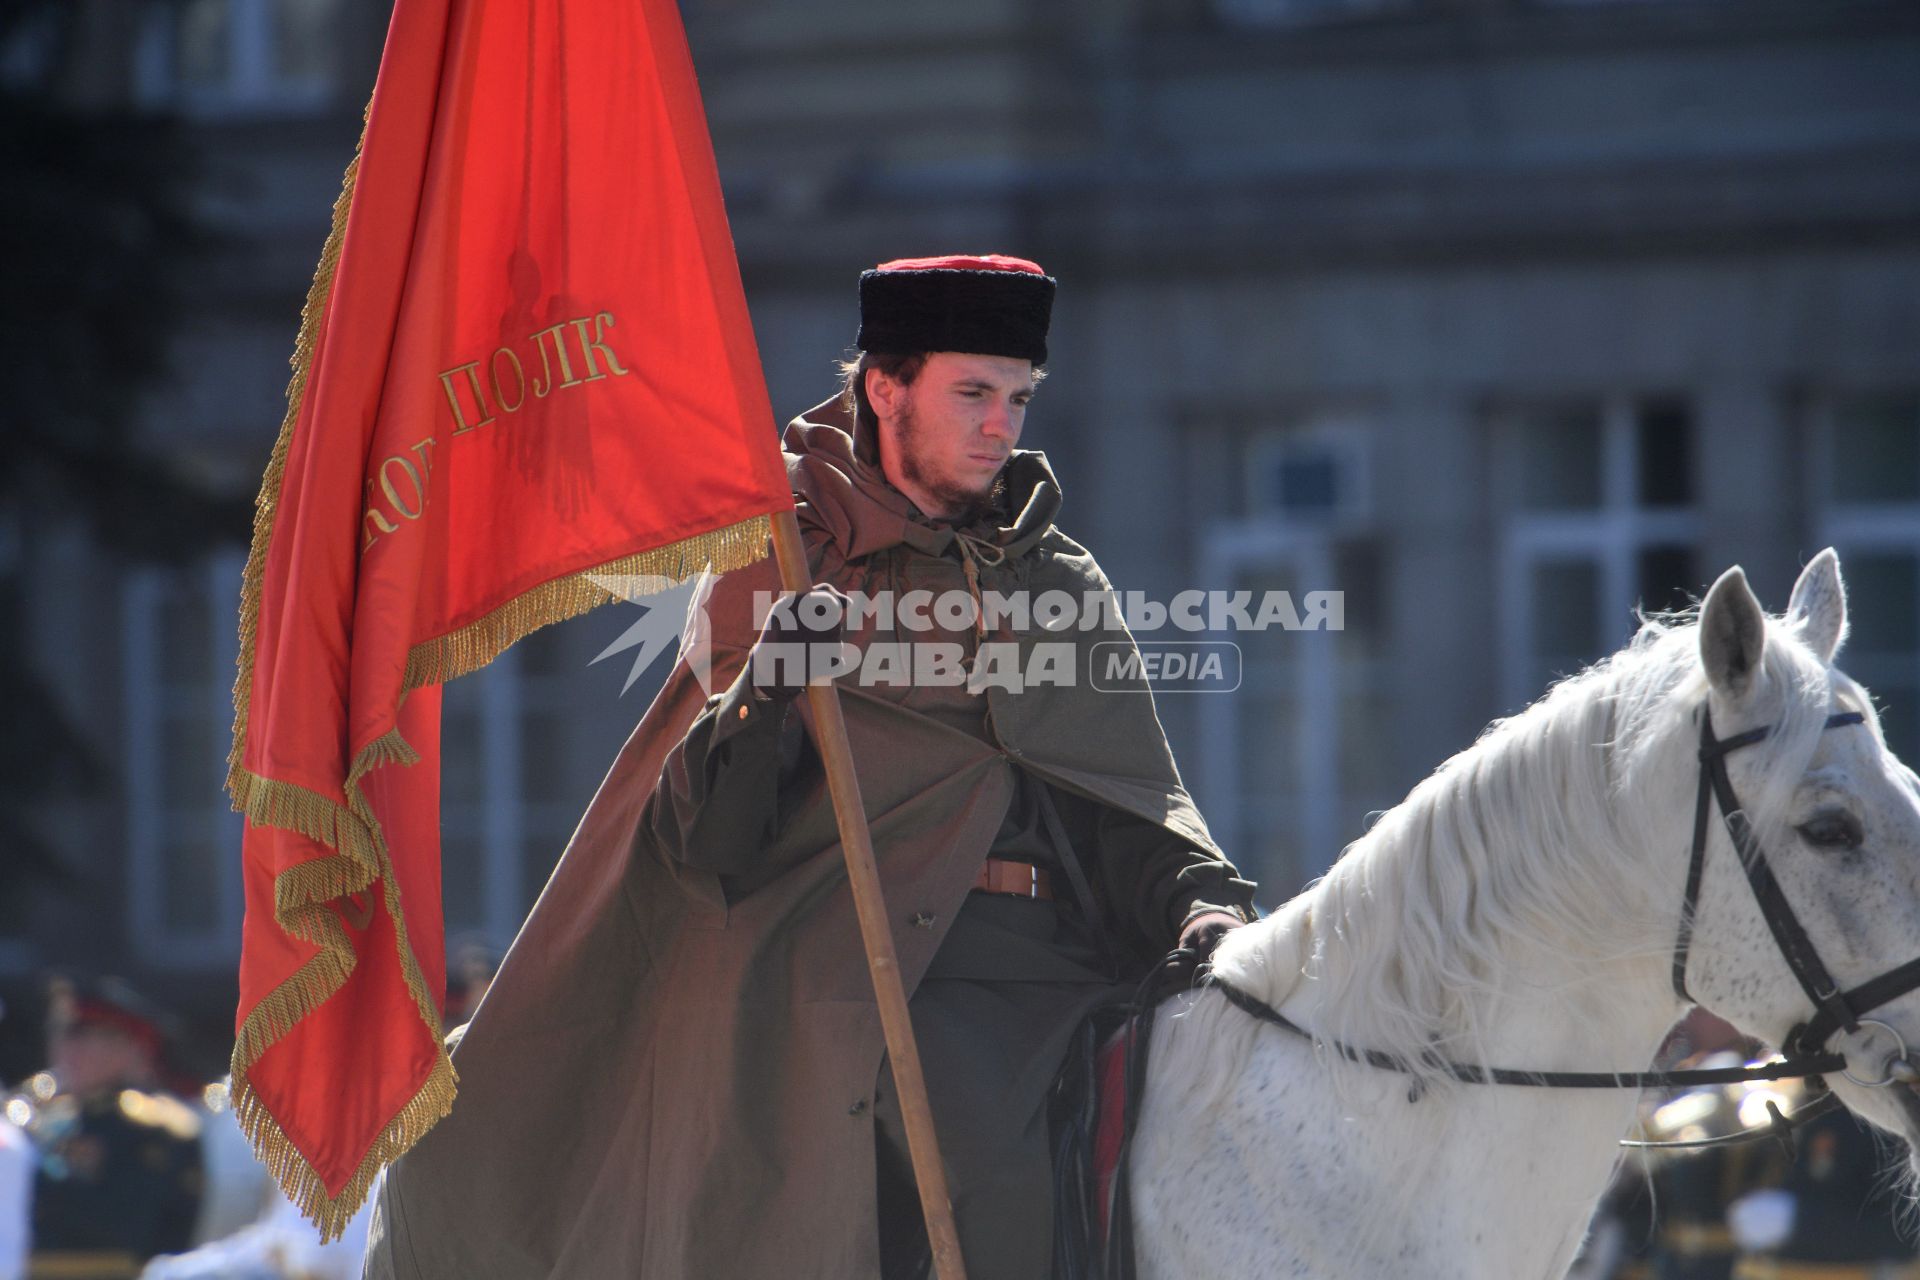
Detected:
left=1131, top=549, right=1920, bottom=1279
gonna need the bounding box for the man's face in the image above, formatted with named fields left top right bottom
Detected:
left=869, top=352, right=1035, bottom=521
left=50, top=1024, right=151, bottom=1097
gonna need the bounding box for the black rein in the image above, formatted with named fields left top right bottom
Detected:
left=1201, top=702, right=1920, bottom=1108
left=1203, top=975, right=1847, bottom=1092
left=1104, top=701, right=1917, bottom=1278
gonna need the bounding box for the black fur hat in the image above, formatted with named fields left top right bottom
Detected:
left=856, top=254, right=1055, bottom=364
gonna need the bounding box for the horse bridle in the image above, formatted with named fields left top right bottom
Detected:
left=1671, top=705, right=1920, bottom=1085
left=1091, top=703, right=1920, bottom=1280
left=1206, top=700, right=1920, bottom=1126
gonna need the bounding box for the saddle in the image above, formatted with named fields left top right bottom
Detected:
left=1050, top=956, right=1193, bottom=1280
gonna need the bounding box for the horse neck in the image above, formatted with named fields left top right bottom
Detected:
left=1265, top=681, right=1697, bottom=1084
left=1267, top=897, right=1681, bottom=1087
left=1216, top=695, right=1695, bottom=1274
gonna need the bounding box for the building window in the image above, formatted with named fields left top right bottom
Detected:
left=1496, top=395, right=1701, bottom=710
left=439, top=658, right=516, bottom=950
left=1810, top=391, right=1920, bottom=764
left=121, top=553, right=593, bottom=968
left=439, top=624, right=583, bottom=951
left=1244, top=420, right=1373, bottom=528
left=124, top=553, right=246, bottom=967
left=1199, top=417, right=1393, bottom=902
left=135, top=0, right=343, bottom=115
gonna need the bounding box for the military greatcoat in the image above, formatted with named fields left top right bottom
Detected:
left=365, top=396, right=1250, bottom=1278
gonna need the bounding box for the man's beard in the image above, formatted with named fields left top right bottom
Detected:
left=895, top=401, right=1001, bottom=525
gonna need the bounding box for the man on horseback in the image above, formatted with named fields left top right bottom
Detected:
left=363, top=254, right=1254, bottom=1280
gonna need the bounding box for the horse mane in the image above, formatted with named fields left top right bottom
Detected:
left=1198, top=602, right=1859, bottom=1101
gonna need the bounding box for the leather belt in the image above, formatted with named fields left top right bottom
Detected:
left=972, top=857, right=1053, bottom=900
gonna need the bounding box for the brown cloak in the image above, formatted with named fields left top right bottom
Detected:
left=363, top=397, right=1247, bottom=1278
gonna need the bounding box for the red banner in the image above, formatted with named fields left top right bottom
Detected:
left=227, top=0, right=790, bottom=1234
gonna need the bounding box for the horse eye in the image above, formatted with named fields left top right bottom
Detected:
left=1795, top=812, right=1863, bottom=851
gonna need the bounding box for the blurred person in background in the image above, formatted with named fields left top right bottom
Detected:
left=441, top=938, right=502, bottom=1034
left=0, top=1023, right=27, bottom=1280
left=132, top=942, right=503, bottom=1280
left=187, top=1079, right=276, bottom=1249
left=1727, top=1107, right=1918, bottom=1280
left=1573, top=1011, right=1774, bottom=1280
left=1570, top=1154, right=1657, bottom=1280
left=11, top=976, right=203, bottom=1279
left=128, top=1078, right=363, bottom=1280
left=1644, top=1012, right=1774, bottom=1280
left=137, top=1178, right=370, bottom=1280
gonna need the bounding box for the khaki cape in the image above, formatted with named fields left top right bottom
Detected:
left=364, top=398, right=1241, bottom=1278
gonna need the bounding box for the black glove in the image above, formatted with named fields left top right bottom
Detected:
left=1176, top=909, right=1244, bottom=969
left=750, top=583, right=853, bottom=701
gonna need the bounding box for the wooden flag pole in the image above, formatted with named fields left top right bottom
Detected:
left=768, top=507, right=970, bottom=1280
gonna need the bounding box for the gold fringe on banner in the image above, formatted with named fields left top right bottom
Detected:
left=228, top=512, right=771, bottom=1238
left=221, top=101, right=443, bottom=1241
left=402, top=515, right=770, bottom=689
left=223, top=102, right=776, bottom=1238
left=223, top=105, right=380, bottom=1243
left=225, top=106, right=363, bottom=815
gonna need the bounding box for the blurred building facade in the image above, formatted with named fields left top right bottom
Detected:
left=6, top=0, right=1919, bottom=1048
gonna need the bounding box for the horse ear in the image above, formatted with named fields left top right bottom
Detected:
left=1785, top=547, right=1848, bottom=665
left=1700, top=566, right=1767, bottom=703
